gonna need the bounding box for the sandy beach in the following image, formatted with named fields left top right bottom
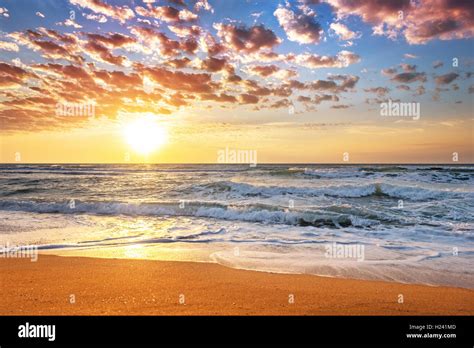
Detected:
left=1, top=255, right=473, bottom=315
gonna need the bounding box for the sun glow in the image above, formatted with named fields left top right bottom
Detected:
left=123, top=117, right=168, bottom=155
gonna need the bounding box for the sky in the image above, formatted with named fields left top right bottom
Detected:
left=0, top=0, right=473, bottom=163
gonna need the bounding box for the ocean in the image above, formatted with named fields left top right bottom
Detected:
left=1, top=164, right=473, bottom=288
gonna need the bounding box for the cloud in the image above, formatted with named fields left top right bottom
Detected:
left=93, top=68, right=141, bottom=87
left=198, top=57, right=229, bottom=72
left=327, top=0, right=474, bottom=44
left=137, top=65, right=215, bottom=93
left=400, top=63, right=417, bottom=72
left=194, top=0, right=213, bottom=13
left=200, top=93, right=236, bottom=103
left=414, top=85, right=426, bottom=95
left=33, top=63, right=94, bottom=83
left=273, top=69, right=298, bottom=80
left=10, top=1, right=469, bottom=133
left=70, top=0, right=135, bottom=23
left=0, top=62, right=37, bottom=88
left=330, top=22, right=360, bottom=40
left=58, top=19, right=83, bottom=29
left=364, top=86, right=390, bottom=96
left=297, top=95, right=312, bottom=103
left=268, top=98, right=291, bottom=109
left=246, top=65, right=297, bottom=79
left=9, top=30, right=83, bottom=64
left=0, top=7, right=9, bottom=18
left=84, top=13, right=108, bottom=23
left=435, top=72, right=459, bottom=85
left=327, top=0, right=408, bottom=28
left=306, top=79, right=336, bottom=92
left=166, top=57, right=191, bottom=68
left=86, top=32, right=136, bottom=48
left=168, top=25, right=201, bottom=38
left=397, top=85, right=410, bottom=91
left=331, top=104, right=350, bottom=109
left=0, top=41, right=19, bottom=52
left=135, top=5, right=197, bottom=22
left=297, top=94, right=339, bottom=110
left=391, top=72, right=427, bottom=83
left=327, top=74, right=360, bottom=91
left=314, top=94, right=339, bottom=104
left=384, top=64, right=425, bottom=83
left=294, top=50, right=360, bottom=69
left=238, top=93, right=259, bottom=104
left=274, top=5, right=323, bottom=44
left=83, top=41, right=129, bottom=66
left=432, top=60, right=443, bottom=69
left=381, top=67, right=397, bottom=76
left=199, top=33, right=225, bottom=56
left=130, top=26, right=197, bottom=56
left=214, top=23, right=281, bottom=53
left=403, top=0, right=474, bottom=44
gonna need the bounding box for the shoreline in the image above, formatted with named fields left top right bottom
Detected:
left=1, top=255, right=473, bottom=315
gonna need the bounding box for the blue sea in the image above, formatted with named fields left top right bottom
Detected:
left=1, top=164, right=473, bottom=288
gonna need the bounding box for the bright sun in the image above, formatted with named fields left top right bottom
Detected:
left=123, top=117, right=167, bottom=155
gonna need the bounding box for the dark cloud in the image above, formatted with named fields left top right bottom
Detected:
left=432, top=60, right=444, bottom=69
left=199, top=57, right=228, bottom=72
left=239, top=93, right=259, bottom=104
left=364, top=86, right=390, bottom=96
left=314, top=94, right=339, bottom=104
left=135, top=5, right=197, bottom=23
left=0, top=62, right=37, bottom=87
left=83, top=41, right=128, bottom=66
left=435, top=72, right=459, bottom=85
left=85, top=33, right=136, bottom=48
left=397, top=85, right=411, bottom=91
left=391, top=72, right=427, bottom=83
left=214, top=23, right=281, bottom=53
left=137, top=65, right=215, bottom=93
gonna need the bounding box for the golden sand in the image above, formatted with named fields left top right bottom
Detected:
left=1, top=255, right=473, bottom=315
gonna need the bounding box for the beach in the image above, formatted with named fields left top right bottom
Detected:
left=1, top=255, right=473, bottom=316
left=1, top=164, right=473, bottom=315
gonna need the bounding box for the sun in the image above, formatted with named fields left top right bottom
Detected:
left=123, top=117, right=168, bottom=155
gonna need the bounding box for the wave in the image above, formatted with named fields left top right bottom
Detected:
left=285, top=166, right=473, bottom=181
left=0, top=199, right=379, bottom=228
left=287, top=167, right=367, bottom=179
left=197, top=181, right=471, bottom=201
